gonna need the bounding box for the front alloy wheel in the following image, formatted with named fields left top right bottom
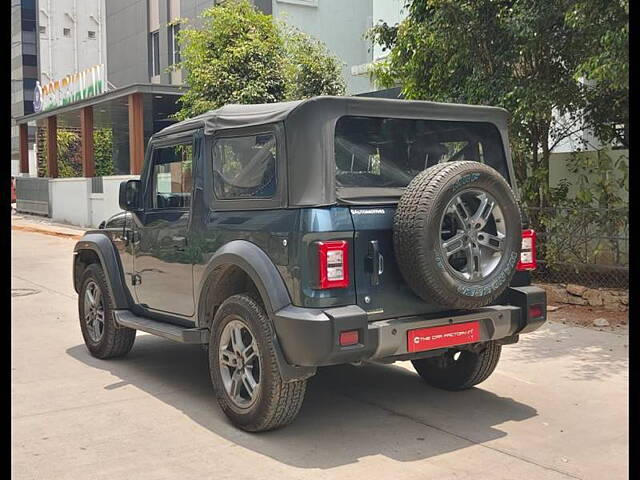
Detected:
left=83, top=281, right=105, bottom=342
left=78, top=263, right=136, bottom=359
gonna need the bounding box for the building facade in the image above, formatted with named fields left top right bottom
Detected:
left=272, top=0, right=407, bottom=94
left=104, top=0, right=405, bottom=94
left=11, top=0, right=40, bottom=176
left=38, top=0, right=107, bottom=86
left=105, top=0, right=272, bottom=88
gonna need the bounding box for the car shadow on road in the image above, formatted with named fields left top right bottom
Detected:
left=67, top=336, right=537, bottom=469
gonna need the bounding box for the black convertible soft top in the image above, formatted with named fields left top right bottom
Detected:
left=156, top=96, right=515, bottom=207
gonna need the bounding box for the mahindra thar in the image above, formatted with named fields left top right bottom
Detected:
left=73, top=96, right=546, bottom=432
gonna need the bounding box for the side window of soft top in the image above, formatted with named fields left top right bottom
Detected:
left=212, top=133, right=277, bottom=200
left=150, top=142, right=193, bottom=209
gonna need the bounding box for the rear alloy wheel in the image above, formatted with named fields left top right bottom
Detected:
left=209, top=294, right=307, bottom=432
left=218, top=319, right=261, bottom=409
left=412, top=341, right=502, bottom=390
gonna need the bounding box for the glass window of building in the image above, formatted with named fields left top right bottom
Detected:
left=150, top=30, right=160, bottom=76
left=168, top=24, right=180, bottom=66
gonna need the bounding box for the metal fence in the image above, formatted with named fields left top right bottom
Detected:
left=15, top=177, right=50, bottom=216
left=523, top=206, right=629, bottom=288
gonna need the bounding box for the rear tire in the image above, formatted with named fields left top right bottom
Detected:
left=78, top=263, right=136, bottom=359
left=209, top=294, right=307, bottom=432
left=412, top=342, right=501, bottom=390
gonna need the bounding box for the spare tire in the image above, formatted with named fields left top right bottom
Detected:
left=393, top=161, right=521, bottom=309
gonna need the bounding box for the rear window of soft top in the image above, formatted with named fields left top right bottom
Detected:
left=334, top=116, right=509, bottom=192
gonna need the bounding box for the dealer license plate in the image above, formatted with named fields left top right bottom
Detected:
left=407, top=321, right=480, bottom=353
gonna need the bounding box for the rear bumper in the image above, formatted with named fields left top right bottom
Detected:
left=272, top=286, right=546, bottom=367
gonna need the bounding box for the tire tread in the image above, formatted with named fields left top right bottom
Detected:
left=210, top=294, right=306, bottom=432
left=412, top=342, right=502, bottom=390
left=393, top=161, right=521, bottom=309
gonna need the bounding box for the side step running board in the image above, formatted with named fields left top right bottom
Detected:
left=114, top=310, right=209, bottom=344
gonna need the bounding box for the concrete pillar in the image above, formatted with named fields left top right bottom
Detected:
left=19, top=124, right=29, bottom=174
left=81, top=106, right=95, bottom=177
left=46, top=116, right=58, bottom=178
left=128, top=93, right=144, bottom=175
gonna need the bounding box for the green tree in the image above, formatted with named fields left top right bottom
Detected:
left=368, top=0, right=628, bottom=212
left=281, top=24, right=346, bottom=100
left=567, top=0, right=628, bottom=148
left=174, top=0, right=344, bottom=120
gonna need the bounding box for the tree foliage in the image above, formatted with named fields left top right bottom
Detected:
left=281, top=24, right=346, bottom=100
left=367, top=0, right=628, bottom=212
left=539, top=150, right=628, bottom=269
left=174, top=0, right=344, bottom=121
left=567, top=0, right=628, bottom=148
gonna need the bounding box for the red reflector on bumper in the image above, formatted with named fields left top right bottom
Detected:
left=408, top=321, right=480, bottom=353
left=529, top=304, right=544, bottom=319
left=339, top=330, right=359, bottom=346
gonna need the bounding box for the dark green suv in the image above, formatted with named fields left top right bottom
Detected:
left=73, top=96, right=546, bottom=432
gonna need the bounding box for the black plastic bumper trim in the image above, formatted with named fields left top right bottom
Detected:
left=272, top=286, right=547, bottom=367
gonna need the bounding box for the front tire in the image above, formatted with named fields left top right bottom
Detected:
left=209, top=294, right=307, bottom=432
left=78, top=263, right=136, bottom=359
left=412, top=342, right=502, bottom=390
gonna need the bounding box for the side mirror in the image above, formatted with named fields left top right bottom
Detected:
left=119, top=179, right=141, bottom=211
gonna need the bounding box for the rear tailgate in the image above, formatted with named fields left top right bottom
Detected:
left=349, top=206, right=452, bottom=321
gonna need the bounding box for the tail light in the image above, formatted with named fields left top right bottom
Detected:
left=317, top=240, right=349, bottom=289
left=528, top=304, right=544, bottom=319
left=516, top=229, right=537, bottom=271
left=339, top=330, right=359, bottom=346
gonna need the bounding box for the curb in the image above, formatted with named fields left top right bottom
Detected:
left=11, top=224, right=84, bottom=241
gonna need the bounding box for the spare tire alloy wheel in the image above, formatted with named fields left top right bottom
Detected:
left=440, top=189, right=505, bottom=282
left=393, top=161, right=522, bottom=309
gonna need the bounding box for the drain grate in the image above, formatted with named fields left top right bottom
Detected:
left=11, top=288, right=40, bottom=298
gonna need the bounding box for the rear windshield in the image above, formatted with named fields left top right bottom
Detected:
left=335, top=116, right=508, bottom=198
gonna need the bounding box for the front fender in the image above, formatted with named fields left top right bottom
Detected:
left=73, top=233, right=133, bottom=309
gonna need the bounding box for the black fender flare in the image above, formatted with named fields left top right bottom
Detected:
left=195, top=240, right=291, bottom=320
left=73, top=233, right=133, bottom=310
left=195, top=240, right=316, bottom=382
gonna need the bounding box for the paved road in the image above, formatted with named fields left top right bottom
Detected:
left=11, top=230, right=628, bottom=480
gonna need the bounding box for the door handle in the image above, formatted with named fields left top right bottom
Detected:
left=172, top=236, right=187, bottom=251
left=124, top=230, right=139, bottom=246
left=367, top=240, right=383, bottom=286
